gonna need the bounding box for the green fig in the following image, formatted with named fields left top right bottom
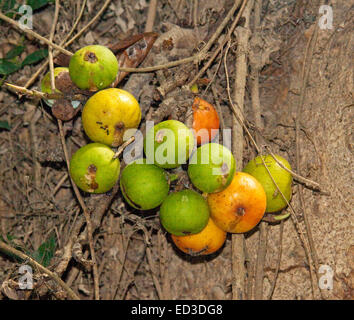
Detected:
left=144, top=120, right=195, bottom=169
left=69, top=143, right=120, bottom=193
left=120, top=159, right=170, bottom=210
left=159, top=189, right=209, bottom=236
left=69, top=45, right=118, bottom=91
left=243, top=154, right=292, bottom=212
left=188, top=143, right=235, bottom=193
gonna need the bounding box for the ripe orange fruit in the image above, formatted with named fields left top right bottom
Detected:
left=192, top=97, right=220, bottom=145
left=171, top=218, right=226, bottom=256
left=207, top=172, right=267, bottom=233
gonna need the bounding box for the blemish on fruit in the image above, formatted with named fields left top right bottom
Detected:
left=272, top=189, right=279, bottom=198
left=84, top=164, right=99, bottom=192
left=84, top=51, right=98, bottom=63
left=236, top=207, right=246, bottom=216
left=112, top=121, right=125, bottom=147
left=187, top=247, right=208, bottom=256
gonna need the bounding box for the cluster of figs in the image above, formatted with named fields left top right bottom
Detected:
left=41, top=44, right=293, bottom=257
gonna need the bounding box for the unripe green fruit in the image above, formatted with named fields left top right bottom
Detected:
left=243, top=154, right=292, bottom=212
left=188, top=143, right=236, bottom=193
left=69, top=45, right=118, bottom=91
left=159, top=189, right=209, bottom=236
left=41, top=67, right=80, bottom=108
left=69, top=143, right=120, bottom=193
left=120, top=160, right=170, bottom=210
left=144, top=120, right=194, bottom=169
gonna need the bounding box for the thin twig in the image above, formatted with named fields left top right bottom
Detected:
left=141, top=225, right=163, bottom=300
left=187, top=0, right=248, bottom=88
left=145, top=0, right=157, bottom=33
left=24, top=0, right=87, bottom=88
left=223, top=1, right=252, bottom=297
left=57, top=120, right=100, bottom=300
left=1, top=0, right=244, bottom=77
left=250, top=0, right=268, bottom=301
left=113, top=136, right=135, bottom=159
left=63, top=0, right=113, bottom=48
left=268, top=220, right=284, bottom=299
left=51, top=172, right=68, bottom=197
left=295, top=0, right=326, bottom=299
left=120, top=0, right=244, bottom=73
left=48, top=0, right=60, bottom=90
left=44, top=0, right=98, bottom=301
left=4, top=82, right=87, bottom=101
left=0, top=11, right=72, bottom=56
left=265, top=146, right=328, bottom=194
left=0, top=240, right=80, bottom=300
left=206, top=69, right=225, bottom=136
left=221, top=0, right=319, bottom=302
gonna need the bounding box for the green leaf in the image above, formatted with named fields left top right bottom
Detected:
left=0, top=121, right=11, bottom=130
left=0, top=59, right=21, bottom=75
left=1, top=0, right=16, bottom=12
left=31, top=234, right=56, bottom=267
left=21, top=49, right=48, bottom=67
left=5, top=45, right=25, bottom=59
left=27, top=0, right=54, bottom=11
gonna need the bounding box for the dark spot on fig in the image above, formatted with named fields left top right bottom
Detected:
left=181, top=231, right=192, bottom=235
left=87, top=71, right=98, bottom=91
left=90, top=181, right=99, bottom=190
left=115, top=122, right=125, bottom=130
left=112, top=121, right=125, bottom=147
left=88, top=164, right=97, bottom=173
left=186, top=246, right=208, bottom=256
left=84, top=164, right=98, bottom=192
left=84, top=51, right=98, bottom=63
left=272, top=189, right=279, bottom=198
left=236, top=207, right=246, bottom=216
